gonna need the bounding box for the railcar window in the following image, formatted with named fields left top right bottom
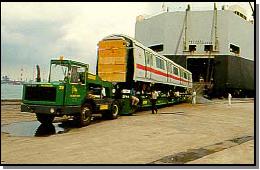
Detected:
left=156, top=57, right=160, bottom=69
left=184, top=72, right=187, bottom=79
left=145, top=51, right=150, bottom=65
left=156, top=57, right=166, bottom=70
left=169, top=64, right=173, bottom=73
left=168, top=64, right=173, bottom=73
left=180, top=70, right=183, bottom=77
left=173, top=66, right=179, bottom=75
left=161, top=60, right=165, bottom=70
left=149, top=54, right=153, bottom=66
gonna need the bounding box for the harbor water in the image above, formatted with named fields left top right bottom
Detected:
left=1, top=84, right=23, bottom=100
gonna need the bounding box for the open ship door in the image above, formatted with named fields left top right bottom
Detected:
left=98, top=39, right=127, bottom=82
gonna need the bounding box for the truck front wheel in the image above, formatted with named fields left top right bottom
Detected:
left=36, top=113, right=55, bottom=124
left=76, top=104, right=92, bottom=127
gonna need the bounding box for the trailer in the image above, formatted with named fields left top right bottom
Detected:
left=97, top=34, right=193, bottom=112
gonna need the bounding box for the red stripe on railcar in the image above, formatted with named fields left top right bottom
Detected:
left=136, top=63, right=190, bottom=83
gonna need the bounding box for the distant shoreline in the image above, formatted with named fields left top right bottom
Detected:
left=1, top=84, right=23, bottom=101
left=1, top=99, right=21, bottom=102
left=1, top=99, right=21, bottom=105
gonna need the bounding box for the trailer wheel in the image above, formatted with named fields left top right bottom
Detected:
left=76, top=104, right=92, bottom=127
left=36, top=113, right=55, bottom=124
left=103, top=101, right=120, bottom=120
left=110, top=102, right=119, bottom=119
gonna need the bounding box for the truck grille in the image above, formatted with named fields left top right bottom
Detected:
left=24, top=86, right=56, bottom=102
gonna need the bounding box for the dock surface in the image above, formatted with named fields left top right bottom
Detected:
left=1, top=99, right=254, bottom=164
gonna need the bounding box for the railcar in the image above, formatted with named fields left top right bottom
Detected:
left=97, top=34, right=192, bottom=113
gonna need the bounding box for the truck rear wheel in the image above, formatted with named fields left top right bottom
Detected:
left=36, top=113, right=55, bottom=124
left=76, top=104, right=92, bottom=127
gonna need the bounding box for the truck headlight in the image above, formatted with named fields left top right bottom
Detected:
left=50, top=108, right=55, bottom=113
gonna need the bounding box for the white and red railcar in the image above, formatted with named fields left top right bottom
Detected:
left=97, top=34, right=192, bottom=91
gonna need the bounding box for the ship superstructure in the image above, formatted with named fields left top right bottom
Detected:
left=135, top=4, right=254, bottom=97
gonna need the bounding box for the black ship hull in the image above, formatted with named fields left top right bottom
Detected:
left=165, top=55, right=254, bottom=98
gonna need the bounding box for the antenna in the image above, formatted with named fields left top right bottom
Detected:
left=20, top=67, right=23, bottom=82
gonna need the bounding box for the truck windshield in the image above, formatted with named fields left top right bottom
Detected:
left=49, top=64, right=69, bottom=82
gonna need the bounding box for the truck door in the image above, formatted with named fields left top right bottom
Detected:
left=64, top=66, right=87, bottom=106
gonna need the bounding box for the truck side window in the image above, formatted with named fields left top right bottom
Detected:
left=71, top=66, right=79, bottom=83
left=78, top=73, right=84, bottom=84
left=78, top=67, right=86, bottom=84
left=71, top=66, right=86, bottom=84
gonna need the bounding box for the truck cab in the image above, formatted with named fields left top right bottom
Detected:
left=21, top=58, right=120, bottom=127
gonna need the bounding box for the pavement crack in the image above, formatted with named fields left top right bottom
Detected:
left=149, top=135, right=254, bottom=164
left=159, top=111, right=186, bottom=116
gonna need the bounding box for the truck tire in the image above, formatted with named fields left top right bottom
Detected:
left=36, top=113, right=55, bottom=124
left=77, top=104, right=92, bottom=127
left=103, top=101, right=120, bottom=120
left=35, top=123, right=55, bottom=137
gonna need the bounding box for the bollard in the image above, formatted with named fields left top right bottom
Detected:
left=228, top=93, right=232, bottom=106
left=192, top=91, right=196, bottom=105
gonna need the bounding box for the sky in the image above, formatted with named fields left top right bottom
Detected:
left=1, top=2, right=254, bottom=81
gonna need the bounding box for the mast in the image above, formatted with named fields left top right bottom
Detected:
left=33, top=65, right=35, bottom=82
left=249, top=2, right=254, bottom=19
left=206, top=3, right=218, bottom=83
left=36, top=65, right=41, bottom=82
left=20, top=67, right=23, bottom=82
left=214, top=2, right=218, bottom=51
left=183, top=4, right=190, bottom=51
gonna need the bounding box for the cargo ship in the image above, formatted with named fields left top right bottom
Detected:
left=135, top=4, right=254, bottom=97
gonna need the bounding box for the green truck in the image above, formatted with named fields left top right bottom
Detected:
left=21, top=59, right=126, bottom=127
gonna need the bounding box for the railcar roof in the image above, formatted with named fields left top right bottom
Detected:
left=102, top=34, right=192, bottom=75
